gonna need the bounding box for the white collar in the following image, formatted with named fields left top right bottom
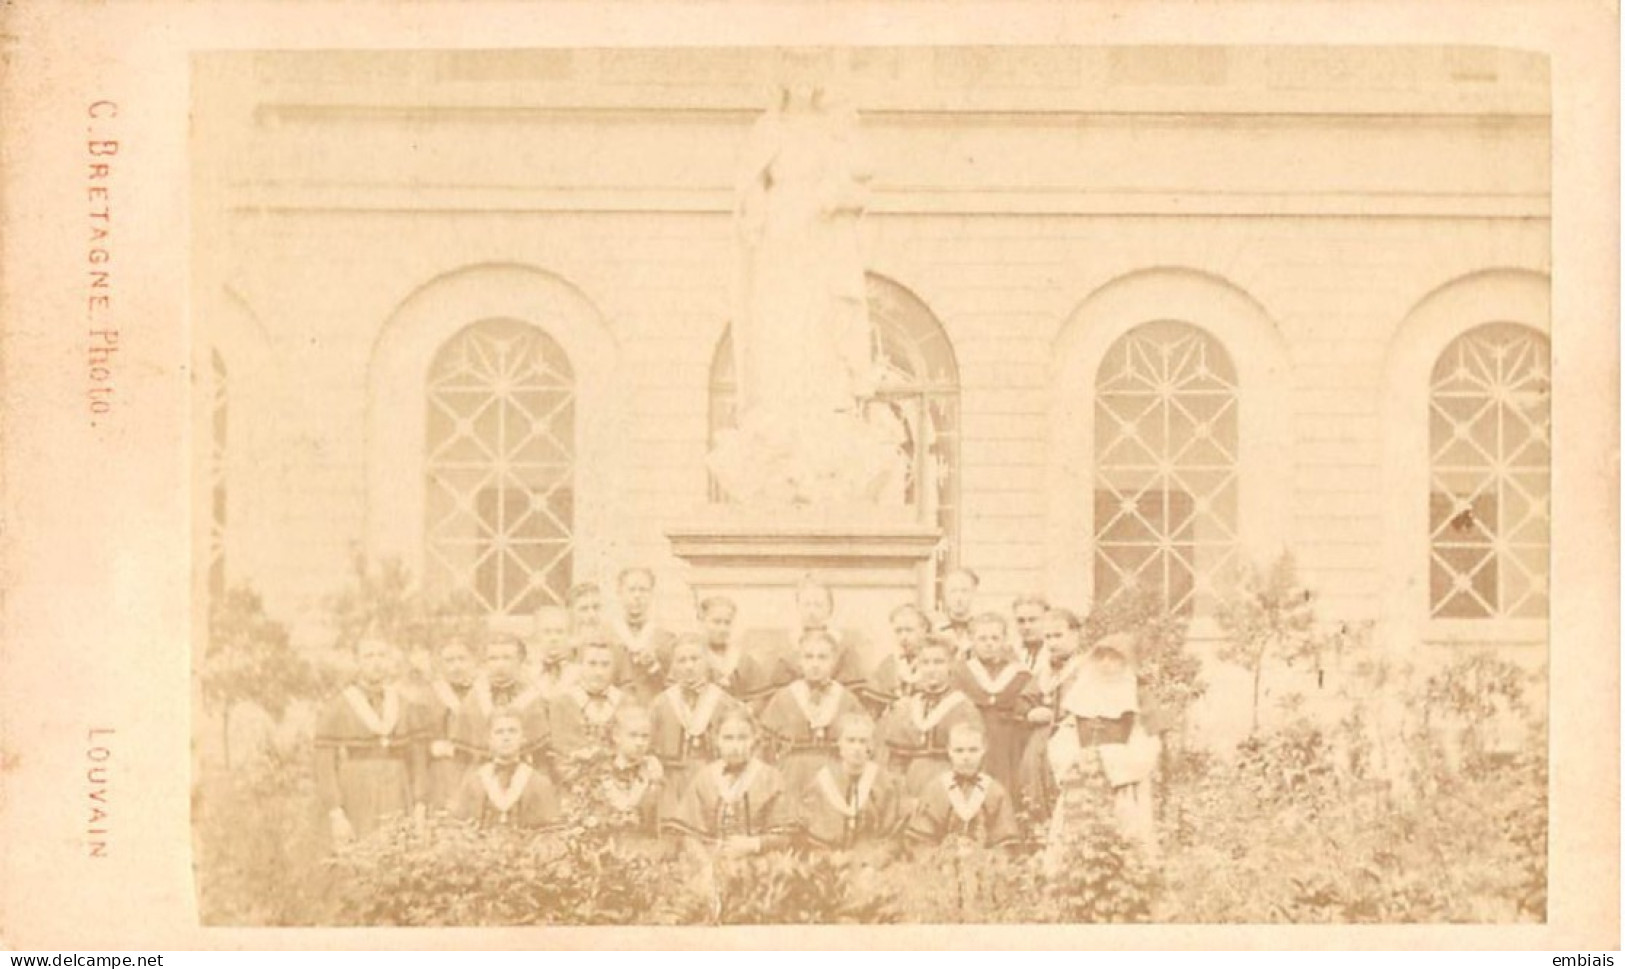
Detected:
left=534, top=663, right=580, bottom=697
left=477, top=761, right=534, bottom=815
left=965, top=657, right=1022, bottom=696
left=472, top=676, right=541, bottom=716
left=707, top=641, right=743, bottom=679
left=816, top=763, right=878, bottom=818
left=569, top=684, right=624, bottom=722
left=663, top=682, right=725, bottom=736
left=1037, top=654, right=1085, bottom=697
left=342, top=684, right=400, bottom=737
left=788, top=679, right=846, bottom=729
left=943, top=773, right=988, bottom=822
left=604, top=756, right=662, bottom=811
left=711, top=759, right=763, bottom=803
left=908, top=690, right=966, bottom=732
left=429, top=679, right=465, bottom=716
left=612, top=614, right=658, bottom=654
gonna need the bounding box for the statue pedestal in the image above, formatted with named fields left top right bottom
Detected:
left=667, top=509, right=940, bottom=667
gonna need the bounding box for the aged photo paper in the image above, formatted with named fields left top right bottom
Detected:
left=0, top=0, right=1617, bottom=951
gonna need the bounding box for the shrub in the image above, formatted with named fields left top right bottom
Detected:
left=1040, top=820, right=1158, bottom=923
left=324, top=554, right=489, bottom=668
left=331, top=814, right=691, bottom=927
left=194, top=749, right=338, bottom=926
left=1156, top=637, right=1548, bottom=924
left=200, top=586, right=320, bottom=764
left=331, top=750, right=693, bottom=927
left=879, top=843, right=1037, bottom=923
left=873, top=833, right=1155, bottom=925
left=711, top=850, right=903, bottom=924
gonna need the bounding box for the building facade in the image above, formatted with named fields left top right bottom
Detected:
left=193, top=47, right=1551, bottom=741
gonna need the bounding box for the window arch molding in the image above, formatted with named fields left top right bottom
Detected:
left=1379, top=268, right=1550, bottom=649
left=366, top=263, right=621, bottom=588
left=1046, top=268, right=1293, bottom=619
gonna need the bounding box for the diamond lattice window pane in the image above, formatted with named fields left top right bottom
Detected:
left=425, top=319, right=575, bottom=616
left=1427, top=323, right=1550, bottom=622
left=1093, top=322, right=1238, bottom=616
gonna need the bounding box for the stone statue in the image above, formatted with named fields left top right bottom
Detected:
left=710, top=63, right=907, bottom=507
left=732, top=78, right=876, bottom=418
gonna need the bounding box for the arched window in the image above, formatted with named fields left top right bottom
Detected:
left=1093, top=321, right=1239, bottom=616
left=206, top=346, right=228, bottom=600
left=424, top=318, right=576, bottom=617
left=1427, top=323, right=1550, bottom=621
left=709, top=274, right=961, bottom=588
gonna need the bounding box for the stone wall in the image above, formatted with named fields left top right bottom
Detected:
left=194, top=48, right=1551, bottom=706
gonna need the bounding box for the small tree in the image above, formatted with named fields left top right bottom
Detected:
left=1415, top=651, right=1532, bottom=774
left=325, top=553, right=488, bottom=671
left=200, top=586, right=317, bottom=765
left=1212, top=552, right=1321, bottom=736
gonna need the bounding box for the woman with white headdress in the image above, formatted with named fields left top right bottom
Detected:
left=1041, top=633, right=1161, bottom=872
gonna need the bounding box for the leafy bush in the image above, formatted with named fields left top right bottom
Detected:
left=330, top=816, right=688, bottom=926
left=331, top=749, right=689, bottom=927
left=201, top=587, right=321, bottom=764
left=871, top=831, right=1155, bottom=925
left=710, top=850, right=903, bottom=924
left=1156, top=641, right=1548, bottom=924
left=1040, top=821, right=1159, bottom=923
left=878, top=843, right=1036, bottom=923
left=194, top=749, right=338, bottom=926
left=325, top=554, right=489, bottom=673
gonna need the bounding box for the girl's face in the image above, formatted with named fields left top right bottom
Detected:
left=703, top=608, right=735, bottom=647
left=670, top=643, right=706, bottom=687
left=484, top=640, right=523, bottom=685
left=716, top=721, right=753, bottom=765
left=614, top=717, right=652, bottom=760
left=837, top=725, right=873, bottom=770
left=891, top=611, right=926, bottom=655
left=948, top=731, right=985, bottom=776
left=357, top=640, right=395, bottom=686
left=580, top=647, right=615, bottom=691
left=943, top=573, right=977, bottom=619
left=916, top=648, right=950, bottom=689
left=533, top=609, right=571, bottom=664
left=796, top=588, right=833, bottom=629
left=489, top=717, right=524, bottom=760
left=971, top=622, right=1008, bottom=664
left=619, top=573, right=654, bottom=619
left=572, top=596, right=602, bottom=630
left=1013, top=604, right=1047, bottom=646
left=439, top=642, right=475, bottom=684
left=800, top=642, right=835, bottom=685
left=1041, top=618, right=1080, bottom=661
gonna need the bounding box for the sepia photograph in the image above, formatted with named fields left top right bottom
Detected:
left=186, top=44, right=1557, bottom=928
